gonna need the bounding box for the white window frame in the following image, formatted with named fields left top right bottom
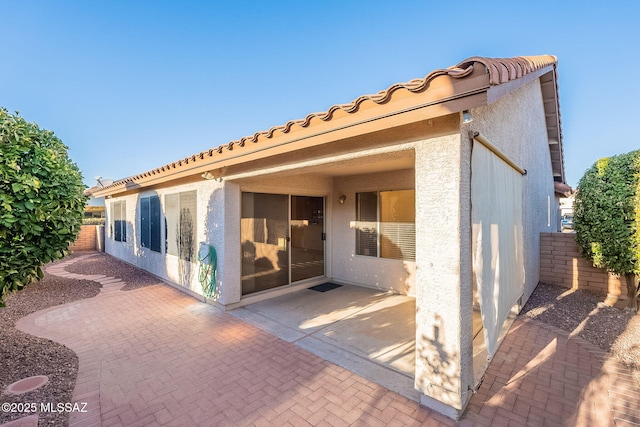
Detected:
left=110, top=200, right=126, bottom=242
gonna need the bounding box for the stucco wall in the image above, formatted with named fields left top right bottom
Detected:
left=218, top=182, right=241, bottom=305
left=331, top=169, right=416, bottom=295
left=104, top=165, right=421, bottom=307
left=462, top=78, right=557, bottom=303
left=105, top=178, right=230, bottom=300
left=414, top=132, right=472, bottom=416
left=413, top=78, right=557, bottom=417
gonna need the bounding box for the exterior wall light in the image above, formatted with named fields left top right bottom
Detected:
left=462, top=110, right=473, bottom=124
left=339, top=195, right=347, bottom=204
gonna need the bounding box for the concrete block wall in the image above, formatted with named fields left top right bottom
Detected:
left=539, top=232, right=627, bottom=300
left=69, top=225, right=105, bottom=252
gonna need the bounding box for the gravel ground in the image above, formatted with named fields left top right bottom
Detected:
left=521, top=283, right=640, bottom=381
left=0, top=255, right=101, bottom=427
left=0, top=252, right=161, bottom=426
left=2, top=253, right=639, bottom=426
left=64, top=251, right=165, bottom=291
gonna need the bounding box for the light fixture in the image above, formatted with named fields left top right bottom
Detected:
left=462, top=110, right=473, bottom=124
left=338, top=194, right=347, bottom=204
left=201, top=171, right=216, bottom=180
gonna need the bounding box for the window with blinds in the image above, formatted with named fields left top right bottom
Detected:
left=355, top=190, right=415, bottom=262
left=356, top=192, right=378, bottom=257
left=165, top=191, right=197, bottom=260
left=140, top=195, right=161, bottom=252
left=111, top=201, right=126, bottom=242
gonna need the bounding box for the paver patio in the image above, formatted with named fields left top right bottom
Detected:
left=10, top=255, right=640, bottom=426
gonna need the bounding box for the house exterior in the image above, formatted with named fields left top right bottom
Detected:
left=89, top=55, right=565, bottom=418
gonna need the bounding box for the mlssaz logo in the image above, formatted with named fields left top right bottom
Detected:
left=40, top=402, right=89, bottom=413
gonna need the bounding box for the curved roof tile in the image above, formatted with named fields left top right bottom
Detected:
left=97, top=55, right=557, bottom=192
left=456, top=56, right=556, bottom=85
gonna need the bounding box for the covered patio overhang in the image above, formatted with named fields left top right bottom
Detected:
left=223, top=130, right=421, bottom=306
left=214, top=122, right=428, bottom=403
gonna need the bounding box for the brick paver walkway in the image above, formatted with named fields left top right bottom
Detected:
left=11, top=254, right=640, bottom=426
left=465, top=318, right=640, bottom=426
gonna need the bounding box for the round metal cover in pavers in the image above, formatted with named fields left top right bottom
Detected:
left=4, top=376, right=48, bottom=395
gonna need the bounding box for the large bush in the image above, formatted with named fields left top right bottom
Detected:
left=0, top=108, right=87, bottom=305
left=574, top=150, right=640, bottom=311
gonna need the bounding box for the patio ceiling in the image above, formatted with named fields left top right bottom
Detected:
left=228, top=149, right=416, bottom=181
left=311, top=154, right=414, bottom=177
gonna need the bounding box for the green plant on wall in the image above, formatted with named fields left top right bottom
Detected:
left=574, top=150, right=640, bottom=312
left=0, top=108, right=87, bottom=305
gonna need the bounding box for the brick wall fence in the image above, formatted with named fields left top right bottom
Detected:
left=539, top=232, right=627, bottom=303
left=69, top=225, right=105, bottom=252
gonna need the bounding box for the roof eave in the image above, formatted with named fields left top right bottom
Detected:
left=91, top=55, right=563, bottom=197
left=484, top=64, right=565, bottom=184
left=91, top=76, right=491, bottom=198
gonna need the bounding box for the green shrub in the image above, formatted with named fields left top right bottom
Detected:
left=574, top=150, right=640, bottom=311
left=0, top=108, right=87, bottom=305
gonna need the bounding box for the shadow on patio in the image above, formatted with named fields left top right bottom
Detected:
left=228, top=284, right=419, bottom=401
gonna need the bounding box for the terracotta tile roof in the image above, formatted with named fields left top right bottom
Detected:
left=93, top=55, right=561, bottom=195
left=457, top=56, right=556, bottom=85
left=221, top=56, right=556, bottom=149
left=554, top=181, right=573, bottom=196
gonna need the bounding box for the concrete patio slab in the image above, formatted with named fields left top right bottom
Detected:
left=230, top=285, right=417, bottom=402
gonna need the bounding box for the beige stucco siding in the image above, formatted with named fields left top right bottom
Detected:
left=105, top=178, right=233, bottom=300
left=331, top=169, right=416, bottom=295
left=412, top=78, right=556, bottom=417
left=414, top=132, right=474, bottom=417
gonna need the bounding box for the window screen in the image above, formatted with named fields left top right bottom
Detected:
left=165, top=191, right=197, bottom=260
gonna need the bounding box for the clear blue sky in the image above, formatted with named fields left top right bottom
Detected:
left=2, top=1, right=638, bottom=188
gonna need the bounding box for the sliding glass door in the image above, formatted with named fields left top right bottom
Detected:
left=291, top=196, right=325, bottom=282
left=241, top=193, right=289, bottom=295
left=241, top=193, right=325, bottom=296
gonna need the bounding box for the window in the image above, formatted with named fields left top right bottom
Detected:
left=165, top=191, right=197, bottom=260
left=140, top=195, right=161, bottom=252
left=355, top=190, right=415, bottom=261
left=356, top=192, right=378, bottom=257
left=111, top=201, right=126, bottom=242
